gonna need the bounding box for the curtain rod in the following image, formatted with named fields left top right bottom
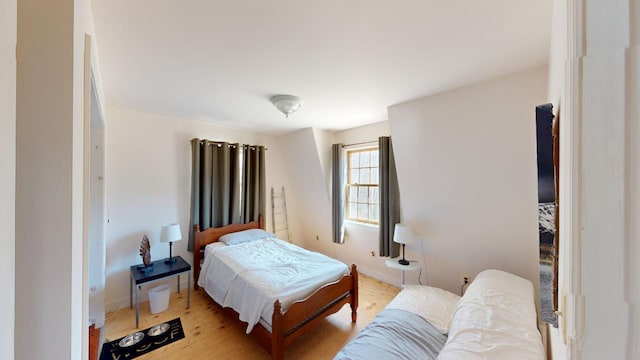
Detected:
left=191, top=139, right=268, bottom=150
left=342, top=140, right=378, bottom=148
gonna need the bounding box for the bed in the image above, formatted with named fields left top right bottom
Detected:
left=193, top=219, right=359, bottom=360
left=335, top=269, right=545, bottom=360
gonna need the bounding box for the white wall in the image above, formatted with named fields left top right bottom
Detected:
left=546, top=0, right=567, bottom=356
left=313, top=128, right=334, bottom=205
left=88, top=93, right=106, bottom=328
left=388, top=66, right=548, bottom=297
left=104, top=107, right=294, bottom=310
left=631, top=5, right=640, bottom=355
left=277, top=128, right=334, bottom=255
left=573, top=0, right=636, bottom=358
left=631, top=33, right=640, bottom=360
left=16, top=0, right=101, bottom=358
left=0, top=0, right=16, bottom=358
left=16, top=1, right=77, bottom=358
left=547, top=0, right=567, bottom=112
left=546, top=1, right=640, bottom=359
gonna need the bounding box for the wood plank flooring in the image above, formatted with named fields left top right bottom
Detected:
left=103, top=273, right=399, bottom=359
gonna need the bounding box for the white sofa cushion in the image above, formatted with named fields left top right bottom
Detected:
left=437, top=269, right=545, bottom=360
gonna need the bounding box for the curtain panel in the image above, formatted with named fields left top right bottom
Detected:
left=189, top=139, right=241, bottom=251
left=379, top=136, right=401, bottom=257
left=241, top=144, right=266, bottom=224
left=331, top=143, right=345, bottom=244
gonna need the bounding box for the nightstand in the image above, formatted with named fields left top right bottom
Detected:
left=385, top=259, right=420, bottom=285
left=130, top=255, right=191, bottom=328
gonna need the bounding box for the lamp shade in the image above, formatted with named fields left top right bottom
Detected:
left=160, top=223, right=182, bottom=243
left=393, top=224, right=413, bottom=245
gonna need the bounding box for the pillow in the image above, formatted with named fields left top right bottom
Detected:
left=219, top=229, right=274, bottom=245
left=385, top=285, right=461, bottom=334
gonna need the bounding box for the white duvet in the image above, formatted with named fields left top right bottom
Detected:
left=197, top=237, right=349, bottom=333
left=382, top=270, right=545, bottom=360
left=438, top=270, right=545, bottom=360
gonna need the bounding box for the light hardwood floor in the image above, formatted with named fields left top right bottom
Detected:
left=104, top=273, right=399, bottom=359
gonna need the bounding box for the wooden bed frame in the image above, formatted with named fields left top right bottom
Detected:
left=193, top=218, right=359, bottom=360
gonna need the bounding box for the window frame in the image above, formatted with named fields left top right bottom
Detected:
left=345, top=146, right=379, bottom=225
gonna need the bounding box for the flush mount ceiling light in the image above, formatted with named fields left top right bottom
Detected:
left=270, top=95, right=303, bottom=118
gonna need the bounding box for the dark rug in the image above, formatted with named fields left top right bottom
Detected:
left=100, top=318, right=185, bottom=360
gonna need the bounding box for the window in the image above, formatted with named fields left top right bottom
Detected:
left=346, top=147, right=379, bottom=224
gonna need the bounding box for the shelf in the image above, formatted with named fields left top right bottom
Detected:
left=385, top=259, right=420, bottom=271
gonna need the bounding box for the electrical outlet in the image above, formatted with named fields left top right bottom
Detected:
left=371, top=251, right=375, bottom=257
left=462, top=275, right=470, bottom=285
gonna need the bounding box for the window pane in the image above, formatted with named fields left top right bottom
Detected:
left=348, top=202, right=357, bottom=220
left=345, top=147, right=380, bottom=224
left=348, top=187, right=356, bottom=202
left=358, top=203, right=368, bottom=220
left=371, top=150, right=379, bottom=167
left=371, top=169, right=379, bottom=184
left=369, top=186, right=379, bottom=204
left=350, top=152, right=359, bottom=168
left=370, top=204, right=379, bottom=222
left=359, top=168, right=370, bottom=184
left=358, top=186, right=368, bottom=203
left=362, top=151, right=371, bottom=167
left=350, top=169, right=359, bottom=184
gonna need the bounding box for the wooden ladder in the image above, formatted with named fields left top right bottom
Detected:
left=270, top=187, right=290, bottom=242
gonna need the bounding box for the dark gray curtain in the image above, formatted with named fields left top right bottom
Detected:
left=242, top=144, right=266, bottom=224
left=189, top=139, right=241, bottom=251
left=331, top=143, right=345, bottom=244
left=379, top=136, right=401, bottom=257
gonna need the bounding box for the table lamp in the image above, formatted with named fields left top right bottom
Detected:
left=160, top=223, right=182, bottom=264
left=393, top=224, right=413, bottom=265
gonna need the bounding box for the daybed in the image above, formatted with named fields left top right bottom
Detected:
left=335, top=269, right=545, bottom=360
left=193, top=219, right=358, bottom=360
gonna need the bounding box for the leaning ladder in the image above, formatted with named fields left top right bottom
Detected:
left=271, top=187, right=290, bottom=242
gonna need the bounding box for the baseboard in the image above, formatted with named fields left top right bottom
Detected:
left=356, top=265, right=400, bottom=288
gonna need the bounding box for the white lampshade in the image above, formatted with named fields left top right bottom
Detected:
left=393, top=224, right=413, bottom=245
left=160, top=223, right=182, bottom=243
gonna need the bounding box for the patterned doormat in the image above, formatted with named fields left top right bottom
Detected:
left=100, top=318, right=185, bottom=360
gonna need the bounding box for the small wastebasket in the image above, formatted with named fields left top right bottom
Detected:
left=148, top=284, right=171, bottom=314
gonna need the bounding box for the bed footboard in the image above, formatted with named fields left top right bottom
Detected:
left=265, top=264, right=358, bottom=360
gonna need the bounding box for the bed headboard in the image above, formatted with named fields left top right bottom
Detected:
left=193, top=216, right=264, bottom=288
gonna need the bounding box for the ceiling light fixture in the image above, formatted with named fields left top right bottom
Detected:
left=271, top=95, right=303, bottom=118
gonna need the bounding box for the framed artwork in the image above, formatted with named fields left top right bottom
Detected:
left=535, top=103, right=559, bottom=326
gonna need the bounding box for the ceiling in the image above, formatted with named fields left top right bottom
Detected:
left=92, top=0, right=553, bottom=135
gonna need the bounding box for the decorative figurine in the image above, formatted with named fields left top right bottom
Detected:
left=140, top=235, right=151, bottom=266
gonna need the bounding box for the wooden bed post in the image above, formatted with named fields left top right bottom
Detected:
left=272, top=300, right=284, bottom=360
left=350, top=264, right=358, bottom=323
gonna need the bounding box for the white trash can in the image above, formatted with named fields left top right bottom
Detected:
left=148, top=284, right=171, bottom=314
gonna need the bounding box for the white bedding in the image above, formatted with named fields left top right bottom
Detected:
left=385, top=285, right=461, bottom=334
left=197, top=237, right=349, bottom=333
left=337, top=269, right=544, bottom=360
left=438, top=270, right=545, bottom=360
